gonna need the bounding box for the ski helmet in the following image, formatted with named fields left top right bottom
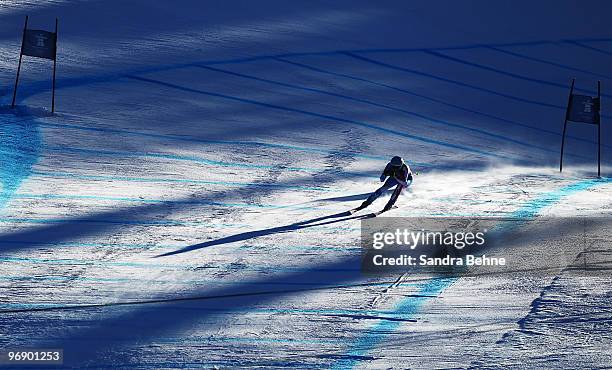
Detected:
left=390, top=156, right=403, bottom=167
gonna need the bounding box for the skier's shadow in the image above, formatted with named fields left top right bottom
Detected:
left=156, top=210, right=372, bottom=257
left=313, top=192, right=380, bottom=203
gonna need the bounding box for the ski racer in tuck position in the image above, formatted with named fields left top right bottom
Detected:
left=353, top=156, right=413, bottom=214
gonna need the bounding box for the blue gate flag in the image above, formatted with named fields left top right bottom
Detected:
left=560, top=79, right=602, bottom=177
left=568, top=94, right=600, bottom=125
left=22, top=29, right=57, bottom=60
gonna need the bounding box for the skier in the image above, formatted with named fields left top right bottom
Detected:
left=353, top=156, right=413, bottom=213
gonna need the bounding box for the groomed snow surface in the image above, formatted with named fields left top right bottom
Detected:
left=0, top=1, right=611, bottom=368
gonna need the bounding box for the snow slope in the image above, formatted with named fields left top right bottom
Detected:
left=0, top=1, right=611, bottom=368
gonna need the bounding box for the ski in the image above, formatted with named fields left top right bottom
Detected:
left=351, top=205, right=397, bottom=216
left=371, top=207, right=393, bottom=217
left=349, top=205, right=368, bottom=214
